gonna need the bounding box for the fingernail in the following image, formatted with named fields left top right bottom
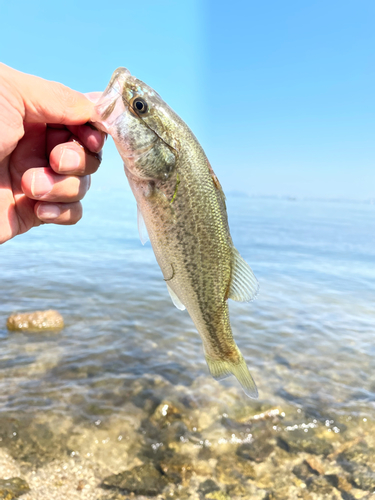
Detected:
left=37, top=204, right=61, bottom=221
left=31, top=169, right=54, bottom=198
left=59, top=148, right=81, bottom=172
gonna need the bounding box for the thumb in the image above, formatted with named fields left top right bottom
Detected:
left=3, top=64, right=94, bottom=125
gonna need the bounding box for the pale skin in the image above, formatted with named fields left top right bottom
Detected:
left=0, top=63, right=106, bottom=244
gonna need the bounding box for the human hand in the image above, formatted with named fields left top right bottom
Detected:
left=0, top=63, right=106, bottom=244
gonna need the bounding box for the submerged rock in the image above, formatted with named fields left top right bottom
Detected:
left=0, top=417, right=67, bottom=467
left=277, top=433, right=333, bottom=456
left=205, top=492, right=231, bottom=500
left=198, top=479, right=220, bottom=496
left=101, top=463, right=168, bottom=496
left=306, top=475, right=335, bottom=495
left=0, top=477, right=30, bottom=499
left=325, top=473, right=352, bottom=492
left=237, top=439, right=274, bottom=462
left=215, top=455, right=256, bottom=484
left=6, top=310, right=64, bottom=332
left=337, top=440, right=375, bottom=491
left=159, top=453, right=193, bottom=484
left=337, top=441, right=375, bottom=469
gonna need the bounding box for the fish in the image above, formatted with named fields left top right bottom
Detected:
left=93, top=68, right=259, bottom=398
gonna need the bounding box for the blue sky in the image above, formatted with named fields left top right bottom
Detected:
left=1, top=0, right=374, bottom=199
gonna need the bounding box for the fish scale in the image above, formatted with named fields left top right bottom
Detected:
left=93, top=67, right=259, bottom=398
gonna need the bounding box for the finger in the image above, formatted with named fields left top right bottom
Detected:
left=2, top=64, right=94, bottom=124
left=35, top=201, right=83, bottom=225
left=46, top=127, right=71, bottom=156
left=50, top=140, right=102, bottom=176
left=85, top=91, right=102, bottom=104
left=10, top=123, right=48, bottom=194
left=67, top=123, right=106, bottom=153
left=21, top=167, right=91, bottom=202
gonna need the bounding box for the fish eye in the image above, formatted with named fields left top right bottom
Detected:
left=133, top=97, right=148, bottom=114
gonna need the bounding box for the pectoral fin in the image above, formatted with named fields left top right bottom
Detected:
left=137, top=206, right=149, bottom=245
left=228, top=248, right=259, bottom=302
left=166, top=283, right=186, bottom=311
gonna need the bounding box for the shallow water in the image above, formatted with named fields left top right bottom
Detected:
left=0, top=189, right=374, bottom=498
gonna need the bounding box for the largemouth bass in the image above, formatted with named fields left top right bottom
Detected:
left=93, top=68, right=259, bottom=398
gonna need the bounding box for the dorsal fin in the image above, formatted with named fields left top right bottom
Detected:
left=228, top=248, right=259, bottom=302
left=166, top=283, right=186, bottom=311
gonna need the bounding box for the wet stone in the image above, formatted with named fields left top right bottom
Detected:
left=264, top=490, right=295, bottom=500
left=6, top=310, right=64, bottom=332
left=150, top=401, right=183, bottom=427
left=237, top=440, right=274, bottom=462
left=351, top=469, right=375, bottom=491
left=226, top=482, right=250, bottom=497
left=304, top=456, right=325, bottom=475
left=215, top=455, right=256, bottom=485
left=205, top=492, right=231, bottom=500
left=101, top=463, right=168, bottom=496
left=198, top=479, right=220, bottom=496
left=325, top=473, right=353, bottom=492
left=97, top=494, right=129, bottom=500
left=159, top=453, right=193, bottom=484
left=0, top=477, right=30, bottom=499
left=0, top=417, right=67, bottom=467
left=337, top=441, right=375, bottom=469
left=306, top=475, right=334, bottom=495
left=97, top=493, right=130, bottom=500
left=277, top=433, right=333, bottom=456
left=132, top=388, right=161, bottom=414
left=293, top=461, right=318, bottom=481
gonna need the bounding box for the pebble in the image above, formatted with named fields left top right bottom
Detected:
left=6, top=310, right=64, bottom=332
left=101, top=463, right=168, bottom=496
left=0, top=477, right=30, bottom=499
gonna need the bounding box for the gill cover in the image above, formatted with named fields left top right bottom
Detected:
left=93, top=67, right=178, bottom=181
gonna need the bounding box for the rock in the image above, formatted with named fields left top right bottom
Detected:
left=101, top=463, right=168, bottom=496
left=304, top=456, right=325, bottom=475
left=306, top=476, right=334, bottom=495
left=325, top=473, right=352, bottom=492
left=0, top=417, right=67, bottom=467
left=226, top=483, right=250, bottom=497
left=6, top=310, right=64, bottom=332
left=159, top=453, right=193, bottom=484
left=293, top=457, right=325, bottom=481
left=76, top=479, right=86, bottom=491
left=150, top=401, right=183, bottom=427
left=0, top=477, right=30, bottom=499
left=351, top=470, right=375, bottom=491
left=338, top=441, right=375, bottom=469
left=215, top=455, right=256, bottom=485
left=132, top=389, right=161, bottom=414
left=237, top=440, right=274, bottom=462
left=292, top=461, right=317, bottom=481
left=277, top=434, right=333, bottom=456
left=336, top=441, right=375, bottom=491
left=205, top=492, right=231, bottom=500
left=97, top=494, right=129, bottom=500
left=198, top=479, right=220, bottom=496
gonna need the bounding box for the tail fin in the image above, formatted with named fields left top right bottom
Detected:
left=205, top=348, right=258, bottom=399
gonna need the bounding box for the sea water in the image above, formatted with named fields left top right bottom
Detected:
left=0, top=187, right=374, bottom=496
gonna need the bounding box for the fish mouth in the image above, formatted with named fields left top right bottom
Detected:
left=91, top=67, right=131, bottom=133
